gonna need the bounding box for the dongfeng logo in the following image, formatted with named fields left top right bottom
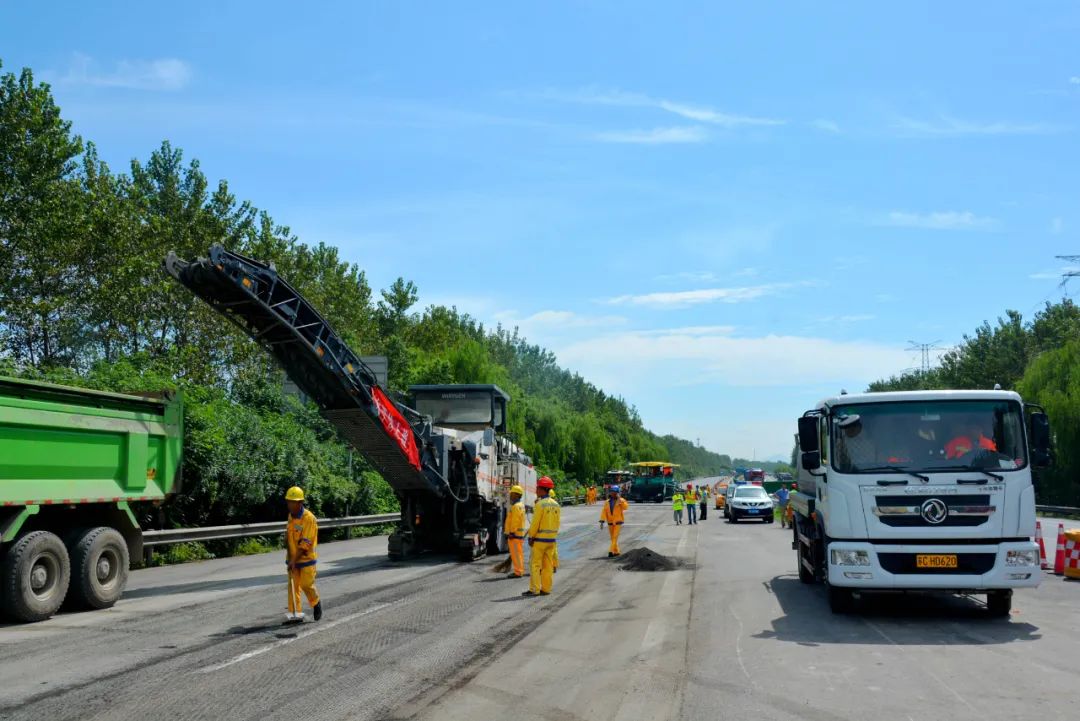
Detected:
left=921, top=498, right=948, bottom=524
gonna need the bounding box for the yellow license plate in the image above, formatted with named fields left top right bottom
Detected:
left=916, top=554, right=958, bottom=569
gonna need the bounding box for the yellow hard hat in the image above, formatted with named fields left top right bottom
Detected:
left=510, top=485, right=524, bottom=495
left=285, top=486, right=305, bottom=501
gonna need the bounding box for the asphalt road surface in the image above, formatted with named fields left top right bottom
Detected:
left=0, top=504, right=1076, bottom=721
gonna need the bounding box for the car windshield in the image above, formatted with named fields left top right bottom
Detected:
left=831, top=399, right=1027, bottom=474
left=735, top=487, right=768, bottom=498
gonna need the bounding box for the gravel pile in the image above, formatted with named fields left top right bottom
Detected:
left=617, top=547, right=683, bottom=572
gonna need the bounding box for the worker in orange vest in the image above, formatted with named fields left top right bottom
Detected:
left=599, top=484, right=629, bottom=557
left=945, top=421, right=997, bottom=459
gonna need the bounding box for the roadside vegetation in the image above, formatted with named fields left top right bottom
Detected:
left=0, top=60, right=735, bottom=542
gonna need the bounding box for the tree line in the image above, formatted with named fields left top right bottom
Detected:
left=0, top=61, right=734, bottom=531
left=869, top=299, right=1080, bottom=505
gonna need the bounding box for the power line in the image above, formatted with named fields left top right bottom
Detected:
left=1055, top=255, right=1080, bottom=290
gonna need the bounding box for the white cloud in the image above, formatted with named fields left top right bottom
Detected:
left=606, top=282, right=801, bottom=308
left=813, top=118, right=841, bottom=133
left=594, top=126, right=707, bottom=144
left=1070, top=76, right=1080, bottom=85
left=732, top=267, right=760, bottom=278
left=543, top=88, right=785, bottom=128
left=555, top=329, right=912, bottom=390
left=891, top=115, right=1060, bottom=137
left=638, top=324, right=736, bottom=336
left=655, top=99, right=785, bottom=127
left=883, top=210, right=999, bottom=231
left=499, top=309, right=627, bottom=329
left=1051, top=217, right=1064, bottom=234
left=56, top=52, right=192, bottom=91
left=1029, top=266, right=1080, bottom=281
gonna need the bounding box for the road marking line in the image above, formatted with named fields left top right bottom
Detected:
left=201, top=596, right=414, bottom=673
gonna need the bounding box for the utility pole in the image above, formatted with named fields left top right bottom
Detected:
left=906, top=340, right=942, bottom=374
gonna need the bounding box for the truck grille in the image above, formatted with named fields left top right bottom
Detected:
left=878, top=552, right=996, bottom=575
left=872, top=494, right=993, bottom=528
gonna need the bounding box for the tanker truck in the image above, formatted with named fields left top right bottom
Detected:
left=165, top=245, right=536, bottom=562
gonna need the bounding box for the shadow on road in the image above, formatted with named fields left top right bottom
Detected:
left=754, top=575, right=1042, bottom=646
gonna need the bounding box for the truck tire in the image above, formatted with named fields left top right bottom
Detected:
left=1, top=531, right=71, bottom=622
left=827, top=585, right=855, bottom=614
left=987, top=590, right=1012, bottom=618
left=68, top=527, right=129, bottom=610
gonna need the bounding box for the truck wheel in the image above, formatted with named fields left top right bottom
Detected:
left=68, top=527, right=129, bottom=610
left=986, top=590, right=1012, bottom=618
left=827, top=585, right=855, bottom=614
left=1, top=531, right=71, bottom=622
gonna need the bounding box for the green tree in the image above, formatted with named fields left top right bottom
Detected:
left=0, top=64, right=86, bottom=366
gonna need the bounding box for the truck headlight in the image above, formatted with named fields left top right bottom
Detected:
left=830, top=549, right=871, bottom=566
left=1006, top=550, right=1039, bottom=566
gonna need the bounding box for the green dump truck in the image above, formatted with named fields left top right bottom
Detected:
left=0, top=377, right=183, bottom=622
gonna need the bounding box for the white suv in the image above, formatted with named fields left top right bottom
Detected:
left=727, top=485, right=774, bottom=523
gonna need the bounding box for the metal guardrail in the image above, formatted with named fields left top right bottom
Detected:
left=141, top=494, right=591, bottom=561
left=142, top=513, right=400, bottom=547
left=142, top=495, right=590, bottom=549
left=1036, top=504, right=1080, bottom=516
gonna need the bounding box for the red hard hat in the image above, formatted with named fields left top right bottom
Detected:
left=537, top=476, right=554, bottom=489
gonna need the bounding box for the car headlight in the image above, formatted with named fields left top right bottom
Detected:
left=830, top=549, right=871, bottom=566
left=1006, top=549, right=1039, bottom=566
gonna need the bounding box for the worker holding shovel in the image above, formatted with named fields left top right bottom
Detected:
left=285, top=486, right=322, bottom=623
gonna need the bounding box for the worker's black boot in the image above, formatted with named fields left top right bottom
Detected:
left=313, top=601, right=323, bottom=621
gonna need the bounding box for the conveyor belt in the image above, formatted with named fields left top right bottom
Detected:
left=165, top=244, right=444, bottom=496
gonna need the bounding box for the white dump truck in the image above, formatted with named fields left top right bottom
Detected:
left=792, top=390, right=1052, bottom=616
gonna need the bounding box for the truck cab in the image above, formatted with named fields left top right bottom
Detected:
left=791, top=390, right=1052, bottom=615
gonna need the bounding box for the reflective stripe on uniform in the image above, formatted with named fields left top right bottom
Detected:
left=532, top=538, right=557, bottom=543
left=293, top=559, right=317, bottom=568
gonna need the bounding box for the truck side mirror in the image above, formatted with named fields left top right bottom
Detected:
left=1029, top=412, right=1053, bottom=469
left=797, top=417, right=819, bottom=453
left=482, top=428, right=495, bottom=446
left=801, top=451, right=822, bottom=471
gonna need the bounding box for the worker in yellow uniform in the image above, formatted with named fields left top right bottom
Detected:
left=504, top=485, right=527, bottom=578
left=285, top=486, right=322, bottom=622
left=599, top=484, right=629, bottom=557
left=685, top=484, right=699, bottom=525
left=523, top=476, right=560, bottom=597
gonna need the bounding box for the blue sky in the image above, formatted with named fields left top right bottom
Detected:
left=3, top=2, right=1079, bottom=460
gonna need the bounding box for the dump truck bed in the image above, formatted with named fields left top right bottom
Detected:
left=0, top=376, right=183, bottom=506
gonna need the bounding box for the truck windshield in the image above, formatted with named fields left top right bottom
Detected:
left=414, top=393, right=492, bottom=425
left=831, top=399, right=1027, bottom=474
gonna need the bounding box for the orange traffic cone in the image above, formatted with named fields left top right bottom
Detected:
left=1053, top=523, right=1067, bottom=575
left=1036, top=520, right=1049, bottom=570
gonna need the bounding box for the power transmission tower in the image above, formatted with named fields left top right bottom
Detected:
left=1055, top=255, right=1080, bottom=288
left=906, top=340, right=942, bottom=374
